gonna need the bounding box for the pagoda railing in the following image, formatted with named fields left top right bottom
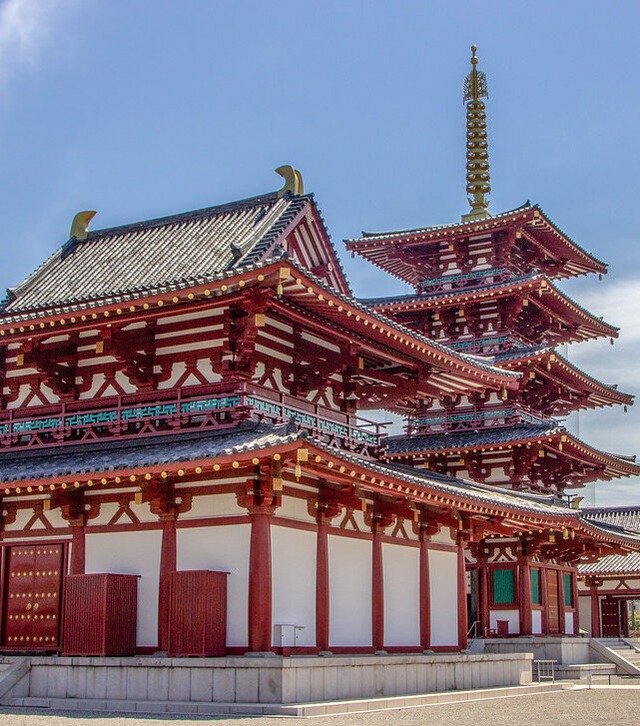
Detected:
left=0, top=383, right=385, bottom=457
left=407, top=403, right=548, bottom=435
left=418, top=267, right=512, bottom=294
left=446, top=330, right=539, bottom=355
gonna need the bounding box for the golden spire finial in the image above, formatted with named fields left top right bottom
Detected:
left=461, top=45, right=492, bottom=223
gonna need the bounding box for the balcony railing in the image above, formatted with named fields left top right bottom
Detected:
left=407, top=404, right=547, bottom=435
left=0, top=383, right=386, bottom=456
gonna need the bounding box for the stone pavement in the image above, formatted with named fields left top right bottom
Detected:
left=0, top=687, right=639, bottom=725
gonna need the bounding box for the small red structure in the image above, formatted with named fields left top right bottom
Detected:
left=167, top=570, right=228, bottom=657
left=62, top=573, right=138, bottom=656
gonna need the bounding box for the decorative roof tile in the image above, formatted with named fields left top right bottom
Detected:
left=2, top=191, right=316, bottom=315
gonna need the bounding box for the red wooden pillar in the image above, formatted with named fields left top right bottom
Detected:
left=479, top=563, right=490, bottom=637
left=457, top=540, right=468, bottom=650
left=372, top=526, right=384, bottom=651
left=540, top=567, right=549, bottom=635
left=248, top=507, right=273, bottom=653
left=316, top=515, right=330, bottom=652
left=590, top=582, right=601, bottom=637
left=558, top=569, right=567, bottom=635
left=518, top=558, right=532, bottom=635
left=571, top=572, right=580, bottom=635
left=419, top=533, right=431, bottom=650
left=158, top=514, right=177, bottom=652
left=69, top=524, right=86, bottom=575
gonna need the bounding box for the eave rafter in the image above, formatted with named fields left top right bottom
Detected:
left=345, top=204, right=607, bottom=285
left=0, top=260, right=521, bottom=405
left=384, top=429, right=640, bottom=489
left=502, top=350, right=634, bottom=413
left=370, top=275, right=618, bottom=344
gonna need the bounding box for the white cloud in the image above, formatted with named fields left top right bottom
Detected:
left=0, top=0, right=65, bottom=78
left=563, top=275, right=640, bottom=506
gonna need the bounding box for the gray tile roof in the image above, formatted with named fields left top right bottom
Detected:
left=578, top=550, right=640, bottom=576
left=582, top=506, right=640, bottom=534
left=1, top=191, right=321, bottom=315
left=0, top=420, right=571, bottom=518
left=0, top=422, right=299, bottom=482
left=384, top=423, right=558, bottom=454
left=2, top=419, right=639, bottom=545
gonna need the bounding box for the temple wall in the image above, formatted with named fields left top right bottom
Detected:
left=383, top=542, right=420, bottom=646
left=429, top=549, right=458, bottom=647
left=85, top=530, right=162, bottom=648
left=176, top=524, right=251, bottom=648
left=328, top=534, right=372, bottom=647
left=272, top=525, right=316, bottom=647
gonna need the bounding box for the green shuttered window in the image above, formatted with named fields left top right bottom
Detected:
left=493, top=568, right=515, bottom=604
left=564, top=573, right=573, bottom=607
left=531, top=569, right=540, bottom=604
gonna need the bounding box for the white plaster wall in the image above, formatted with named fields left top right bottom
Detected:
left=85, top=530, right=162, bottom=647
left=272, top=526, right=316, bottom=647
left=178, top=493, right=243, bottom=519
left=177, top=524, right=251, bottom=647
left=565, top=612, right=574, bottom=635
left=578, top=596, right=591, bottom=634
left=383, top=543, right=420, bottom=646
left=429, top=529, right=456, bottom=546
left=328, top=535, right=372, bottom=646
left=489, top=609, right=520, bottom=635
left=532, top=610, right=542, bottom=635
left=429, top=549, right=458, bottom=647
left=276, top=494, right=316, bottom=524
left=4, top=509, right=35, bottom=531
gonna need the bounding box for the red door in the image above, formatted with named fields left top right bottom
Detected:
left=601, top=597, right=620, bottom=637
left=546, top=570, right=560, bottom=634
left=2, top=544, right=64, bottom=650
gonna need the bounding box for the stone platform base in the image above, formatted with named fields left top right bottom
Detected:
left=4, top=683, right=564, bottom=717
left=0, top=652, right=533, bottom=710
left=483, top=636, right=593, bottom=665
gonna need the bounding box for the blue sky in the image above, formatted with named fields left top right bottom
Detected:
left=0, top=0, right=639, bottom=505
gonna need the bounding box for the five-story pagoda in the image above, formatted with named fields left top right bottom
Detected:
left=347, top=46, right=639, bottom=496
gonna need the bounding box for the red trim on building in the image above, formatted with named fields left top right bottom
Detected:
left=419, top=535, right=430, bottom=651
left=372, top=528, right=384, bottom=651
left=457, top=541, right=468, bottom=650
left=248, top=509, right=273, bottom=653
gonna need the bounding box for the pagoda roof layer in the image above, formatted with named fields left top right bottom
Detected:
left=383, top=423, right=640, bottom=481
left=364, top=273, right=619, bottom=343
left=493, top=345, right=634, bottom=411
left=2, top=189, right=351, bottom=315
left=345, top=203, right=607, bottom=284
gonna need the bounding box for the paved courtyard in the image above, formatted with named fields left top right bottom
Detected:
left=0, top=688, right=638, bottom=726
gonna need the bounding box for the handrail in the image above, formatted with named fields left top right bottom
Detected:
left=467, top=620, right=482, bottom=640
left=0, top=382, right=386, bottom=453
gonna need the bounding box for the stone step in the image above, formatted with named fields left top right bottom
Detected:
left=4, top=684, right=567, bottom=717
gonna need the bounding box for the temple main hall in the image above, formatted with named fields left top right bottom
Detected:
left=0, top=46, right=637, bottom=712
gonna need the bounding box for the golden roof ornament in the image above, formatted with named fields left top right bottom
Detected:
left=461, top=45, right=492, bottom=223
left=275, top=165, right=304, bottom=197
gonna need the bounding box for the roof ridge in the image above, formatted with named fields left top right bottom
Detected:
left=351, top=202, right=532, bottom=241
